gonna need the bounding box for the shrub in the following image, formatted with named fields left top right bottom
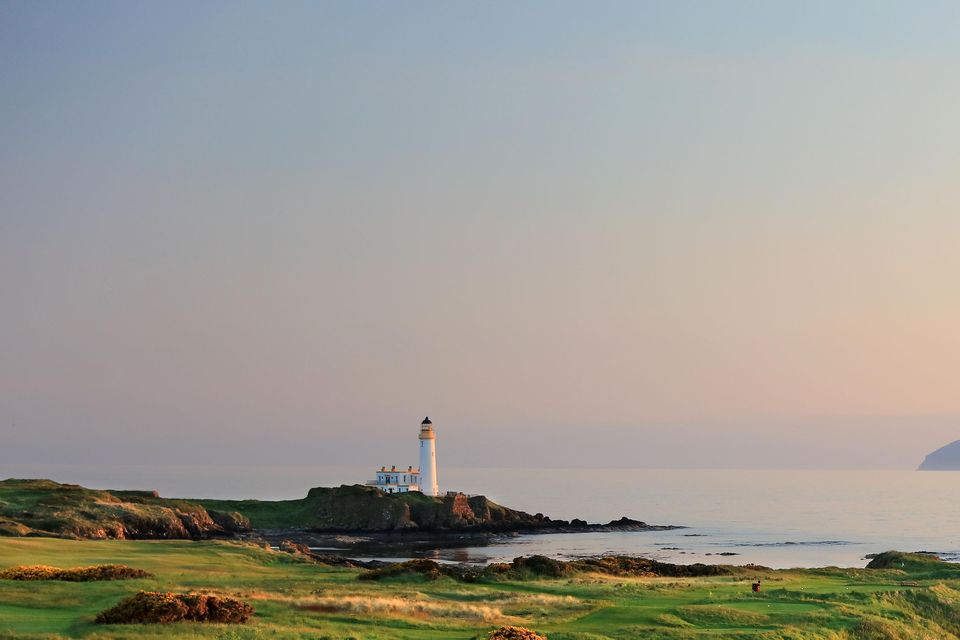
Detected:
left=95, top=591, right=253, bottom=624
left=0, top=564, right=152, bottom=581
left=359, top=558, right=445, bottom=581
left=571, top=556, right=741, bottom=577
left=509, top=555, right=571, bottom=578
left=484, top=626, right=548, bottom=640
left=480, top=555, right=572, bottom=580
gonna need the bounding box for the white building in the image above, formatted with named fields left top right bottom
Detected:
left=368, top=416, right=439, bottom=496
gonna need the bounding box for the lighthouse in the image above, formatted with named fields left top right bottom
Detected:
left=368, top=416, right=441, bottom=495
left=418, top=416, right=439, bottom=496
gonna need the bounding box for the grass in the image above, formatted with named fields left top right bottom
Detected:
left=1, top=539, right=960, bottom=639
left=0, top=479, right=248, bottom=539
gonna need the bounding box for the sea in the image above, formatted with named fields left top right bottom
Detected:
left=4, top=465, right=959, bottom=570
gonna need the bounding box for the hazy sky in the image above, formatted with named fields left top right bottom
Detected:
left=2, top=1, right=959, bottom=469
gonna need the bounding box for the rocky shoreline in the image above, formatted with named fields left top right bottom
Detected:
left=255, top=516, right=684, bottom=556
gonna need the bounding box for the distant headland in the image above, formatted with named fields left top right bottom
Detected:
left=918, top=440, right=960, bottom=470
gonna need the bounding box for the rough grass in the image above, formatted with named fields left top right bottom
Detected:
left=3, top=539, right=960, bottom=639
left=298, top=593, right=505, bottom=622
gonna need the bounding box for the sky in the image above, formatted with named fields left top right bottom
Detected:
left=2, top=1, right=960, bottom=469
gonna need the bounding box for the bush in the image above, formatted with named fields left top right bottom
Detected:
left=479, top=555, right=572, bottom=580
left=484, top=626, right=548, bottom=640
left=571, top=556, right=742, bottom=577
left=481, top=555, right=745, bottom=581
left=509, top=555, right=571, bottom=578
left=96, top=591, right=253, bottom=624
left=0, top=564, right=152, bottom=581
left=359, top=558, right=445, bottom=581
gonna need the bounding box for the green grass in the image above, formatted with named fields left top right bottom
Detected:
left=2, top=539, right=960, bottom=639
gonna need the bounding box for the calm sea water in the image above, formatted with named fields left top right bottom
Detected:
left=4, top=464, right=959, bottom=569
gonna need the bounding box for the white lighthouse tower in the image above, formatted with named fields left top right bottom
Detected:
left=418, top=416, right=439, bottom=496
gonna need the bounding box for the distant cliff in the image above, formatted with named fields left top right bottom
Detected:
left=918, top=440, right=960, bottom=470
left=0, top=479, right=250, bottom=539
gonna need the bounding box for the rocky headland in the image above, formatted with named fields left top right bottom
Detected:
left=0, top=479, right=679, bottom=542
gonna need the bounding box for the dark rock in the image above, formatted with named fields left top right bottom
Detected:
left=208, top=510, right=251, bottom=534
left=605, top=516, right=648, bottom=528
left=279, top=540, right=312, bottom=555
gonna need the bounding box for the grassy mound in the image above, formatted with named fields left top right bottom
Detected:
left=485, top=626, right=548, bottom=640
left=0, top=479, right=250, bottom=540
left=866, top=551, right=944, bottom=570
left=0, top=564, right=152, bottom=581
left=95, top=591, right=253, bottom=624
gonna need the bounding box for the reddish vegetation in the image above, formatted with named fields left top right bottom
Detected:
left=95, top=591, right=253, bottom=624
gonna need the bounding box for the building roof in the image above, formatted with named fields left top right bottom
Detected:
left=421, top=416, right=432, bottom=425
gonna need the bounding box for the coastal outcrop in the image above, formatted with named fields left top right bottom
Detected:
left=0, top=479, right=675, bottom=541
left=0, top=479, right=251, bottom=540
left=201, top=484, right=677, bottom=534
